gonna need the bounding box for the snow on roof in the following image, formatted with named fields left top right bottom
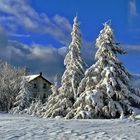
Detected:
left=22, top=73, right=52, bottom=84
left=24, top=74, right=40, bottom=82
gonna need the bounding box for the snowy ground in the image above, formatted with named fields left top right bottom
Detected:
left=0, top=113, right=140, bottom=140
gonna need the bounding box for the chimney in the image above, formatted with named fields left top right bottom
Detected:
left=39, top=72, right=42, bottom=76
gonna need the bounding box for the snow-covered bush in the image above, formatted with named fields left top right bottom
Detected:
left=26, top=99, right=43, bottom=117
left=40, top=16, right=85, bottom=118
left=0, top=60, right=26, bottom=112
left=66, top=22, right=140, bottom=119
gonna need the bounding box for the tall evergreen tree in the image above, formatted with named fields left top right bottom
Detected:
left=41, top=16, right=85, bottom=118
left=60, top=16, right=85, bottom=99
left=66, top=22, right=140, bottom=119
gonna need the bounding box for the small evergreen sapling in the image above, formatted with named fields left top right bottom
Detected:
left=11, top=78, right=31, bottom=114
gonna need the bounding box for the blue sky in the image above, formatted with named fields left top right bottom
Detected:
left=25, top=0, right=140, bottom=43
left=0, top=0, right=140, bottom=80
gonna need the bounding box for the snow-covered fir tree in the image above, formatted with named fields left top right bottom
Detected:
left=41, top=16, right=85, bottom=118
left=61, top=16, right=85, bottom=99
left=66, top=22, right=140, bottom=119
left=11, top=78, right=32, bottom=114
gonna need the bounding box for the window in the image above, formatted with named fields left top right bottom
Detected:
left=34, top=83, right=37, bottom=88
left=43, top=83, right=46, bottom=89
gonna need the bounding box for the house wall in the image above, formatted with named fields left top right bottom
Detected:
left=29, top=77, right=52, bottom=102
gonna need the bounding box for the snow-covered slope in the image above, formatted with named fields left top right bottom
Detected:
left=0, top=113, right=140, bottom=140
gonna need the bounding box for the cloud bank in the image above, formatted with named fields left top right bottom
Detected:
left=0, top=0, right=72, bottom=81
left=0, top=0, right=96, bottom=81
left=0, top=27, right=95, bottom=82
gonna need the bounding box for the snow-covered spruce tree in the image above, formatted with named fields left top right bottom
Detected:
left=42, top=16, right=85, bottom=118
left=66, top=22, right=140, bottom=119
left=11, top=78, right=32, bottom=114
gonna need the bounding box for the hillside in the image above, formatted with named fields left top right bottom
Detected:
left=0, top=113, right=140, bottom=140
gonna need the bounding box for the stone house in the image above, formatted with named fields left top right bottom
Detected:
left=24, top=72, right=52, bottom=102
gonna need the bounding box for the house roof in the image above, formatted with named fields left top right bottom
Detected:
left=25, top=74, right=40, bottom=82
left=23, top=73, right=52, bottom=85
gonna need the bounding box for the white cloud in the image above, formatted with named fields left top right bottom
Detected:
left=8, top=33, right=30, bottom=38
left=0, top=27, right=8, bottom=48
left=128, top=0, right=140, bottom=32
left=0, top=0, right=72, bottom=45
left=0, top=27, right=65, bottom=81
left=58, top=47, right=67, bottom=57
left=129, top=0, right=138, bottom=17
left=123, top=44, right=140, bottom=53
left=53, top=15, right=72, bottom=33
left=29, top=45, right=59, bottom=61
left=6, top=41, right=65, bottom=81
